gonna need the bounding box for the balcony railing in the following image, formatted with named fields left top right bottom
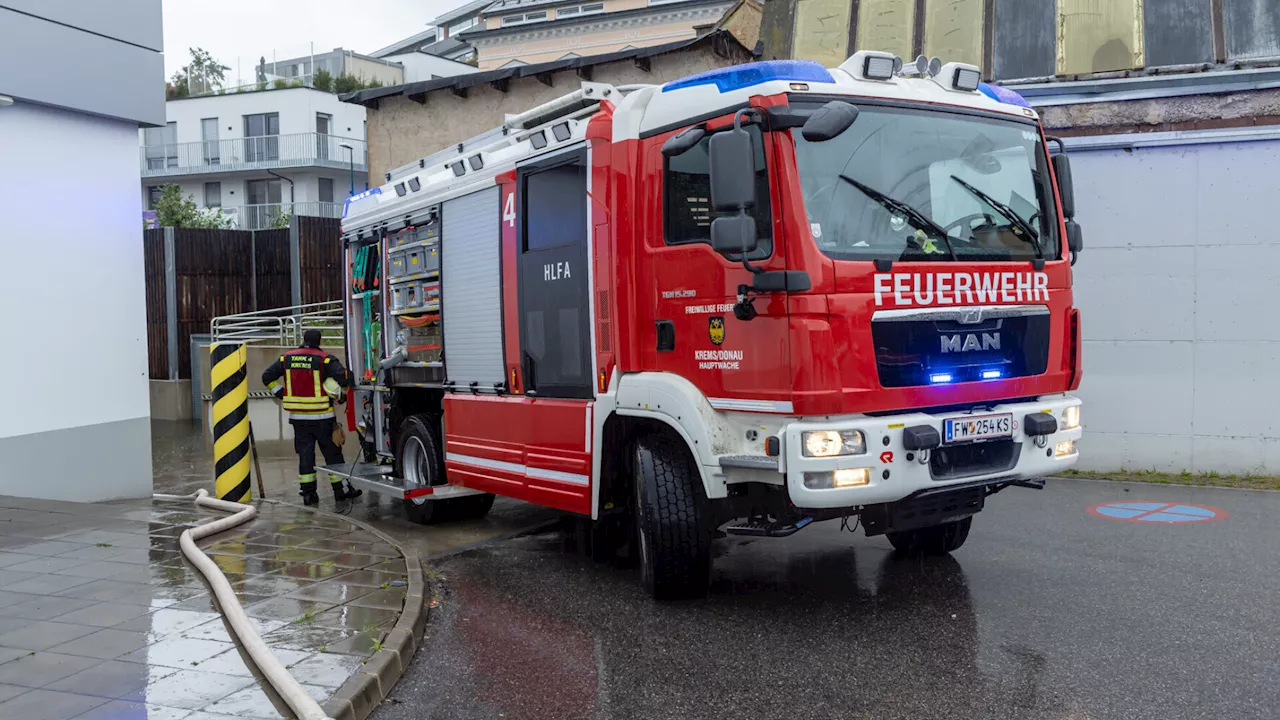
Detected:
left=141, top=133, right=367, bottom=178
left=221, top=201, right=343, bottom=230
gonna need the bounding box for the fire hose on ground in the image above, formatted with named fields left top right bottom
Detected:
left=153, top=489, right=334, bottom=720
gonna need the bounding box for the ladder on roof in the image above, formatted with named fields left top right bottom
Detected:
left=385, top=82, right=651, bottom=183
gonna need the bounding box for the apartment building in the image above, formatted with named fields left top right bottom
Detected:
left=460, top=0, right=734, bottom=70
left=141, top=87, right=368, bottom=230
left=265, top=47, right=406, bottom=88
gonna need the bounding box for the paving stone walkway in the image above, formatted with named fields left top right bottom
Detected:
left=0, top=494, right=411, bottom=719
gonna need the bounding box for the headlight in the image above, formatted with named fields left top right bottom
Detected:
left=801, top=430, right=866, bottom=457
left=1063, top=405, right=1080, bottom=430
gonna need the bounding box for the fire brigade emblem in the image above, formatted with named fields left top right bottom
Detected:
left=708, top=316, right=726, bottom=346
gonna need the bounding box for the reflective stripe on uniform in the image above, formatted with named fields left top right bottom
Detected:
left=300, top=473, right=317, bottom=484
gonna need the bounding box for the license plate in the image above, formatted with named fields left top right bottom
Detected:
left=944, top=413, right=1012, bottom=444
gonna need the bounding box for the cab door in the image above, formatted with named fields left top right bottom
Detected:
left=643, top=121, right=792, bottom=412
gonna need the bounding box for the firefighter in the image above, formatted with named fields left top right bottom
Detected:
left=262, top=329, right=364, bottom=506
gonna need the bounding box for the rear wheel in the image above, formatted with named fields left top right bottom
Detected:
left=396, top=415, right=449, bottom=525
left=632, top=434, right=712, bottom=600
left=887, top=516, right=973, bottom=555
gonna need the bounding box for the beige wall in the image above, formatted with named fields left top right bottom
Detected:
left=364, top=43, right=752, bottom=182
left=484, top=0, right=649, bottom=30
left=347, top=55, right=405, bottom=86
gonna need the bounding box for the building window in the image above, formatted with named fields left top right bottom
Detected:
left=501, top=11, right=547, bottom=25
left=448, top=16, right=477, bottom=35
left=558, top=3, right=604, bottom=18
left=244, top=113, right=280, bottom=163
left=144, top=121, right=178, bottom=170
left=319, top=178, right=335, bottom=204
left=146, top=186, right=164, bottom=211
left=204, top=182, right=221, bottom=208
left=663, top=125, right=773, bottom=260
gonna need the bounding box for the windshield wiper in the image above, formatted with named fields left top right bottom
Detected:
left=838, top=174, right=957, bottom=261
left=948, top=175, right=1043, bottom=259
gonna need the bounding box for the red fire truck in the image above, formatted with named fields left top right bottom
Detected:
left=328, top=51, right=1084, bottom=598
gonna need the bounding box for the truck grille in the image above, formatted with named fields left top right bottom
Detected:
left=930, top=440, right=1018, bottom=481
left=871, top=307, right=1051, bottom=388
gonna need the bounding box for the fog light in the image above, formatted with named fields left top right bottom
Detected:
left=834, top=468, right=870, bottom=487
left=1063, top=405, right=1080, bottom=430
left=803, top=468, right=871, bottom=489
left=1055, top=440, right=1076, bottom=458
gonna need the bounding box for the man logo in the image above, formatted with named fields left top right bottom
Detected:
left=708, top=316, right=726, bottom=346
left=941, top=333, right=1000, bottom=353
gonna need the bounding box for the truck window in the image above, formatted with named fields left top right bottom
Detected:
left=663, top=125, right=772, bottom=260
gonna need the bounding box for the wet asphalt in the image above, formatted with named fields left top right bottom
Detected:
left=374, top=478, right=1280, bottom=720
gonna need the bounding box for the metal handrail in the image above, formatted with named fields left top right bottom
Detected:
left=141, top=132, right=367, bottom=177
left=211, top=300, right=345, bottom=346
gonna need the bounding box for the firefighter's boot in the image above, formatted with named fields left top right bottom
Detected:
left=300, top=486, right=320, bottom=507
left=332, top=479, right=363, bottom=502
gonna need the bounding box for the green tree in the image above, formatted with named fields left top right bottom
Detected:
left=313, top=68, right=334, bottom=92
left=153, top=184, right=234, bottom=229
left=167, top=74, right=189, bottom=99
left=179, top=47, right=231, bottom=95
left=366, top=77, right=383, bottom=89
left=269, top=210, right=292, bottom=229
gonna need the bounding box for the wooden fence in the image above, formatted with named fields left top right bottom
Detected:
left=144, top=217, right=343, bottom=379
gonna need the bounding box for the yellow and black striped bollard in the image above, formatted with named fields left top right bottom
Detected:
left=211, top=343, right=252, bottom=503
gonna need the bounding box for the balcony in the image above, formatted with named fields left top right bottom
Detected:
left=223, top=201, right=343, bottom=230
left=141, top=133, right=367, bottom=178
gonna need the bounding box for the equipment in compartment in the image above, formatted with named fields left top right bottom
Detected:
left=352, top=245, right=380, bottom=292
left=400, top=313, right=442, bottom=364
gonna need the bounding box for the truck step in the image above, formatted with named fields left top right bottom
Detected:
left=719, top=454, right=779, bottom=471
left=725, top=516, right=813, bottom=537
left=318, top=462, right=484, bottom=501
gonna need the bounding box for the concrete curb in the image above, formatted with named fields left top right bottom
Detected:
left=260, top=498, right=429, bottom=720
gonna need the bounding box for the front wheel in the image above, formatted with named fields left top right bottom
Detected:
left=887, top=516, right=973, bottom=555
left=632, top=434, right=712, bottom=600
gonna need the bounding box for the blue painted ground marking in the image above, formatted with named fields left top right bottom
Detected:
left=1087, top=501, right=1228, bottom=524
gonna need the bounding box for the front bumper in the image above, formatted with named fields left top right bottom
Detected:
left=781, top=394, right=1082, bottom=509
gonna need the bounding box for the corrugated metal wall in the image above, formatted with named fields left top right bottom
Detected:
left=785, top=0, right=1280, bottom=80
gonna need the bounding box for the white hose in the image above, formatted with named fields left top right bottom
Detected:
left=154, top=489, right=333, bottom=720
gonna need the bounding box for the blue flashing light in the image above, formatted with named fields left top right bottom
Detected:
left=981, top=369, right=1003, bottom=380
left=929, top=373, right=954, bottom=384
left=342, top=187, right=382, bottom=219
left=662, top=60, right=834, bottom=94
left=978, top=82, right=1033, bottom=109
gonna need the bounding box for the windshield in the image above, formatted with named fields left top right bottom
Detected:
left=793, top=102, right=1059, bottom=263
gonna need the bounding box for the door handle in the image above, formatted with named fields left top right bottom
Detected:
left=523, top=351, right=538, bottom=396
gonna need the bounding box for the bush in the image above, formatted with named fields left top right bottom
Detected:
left=256, top=80, right=267, bottom=91
left=366, top=78, right=383, bottom=89
left=273, top=79, right=289, bottom=89
left=153, top=184, right=234, bottom=229
left=333, top=73, right=364, bottom=94
left=313, top=68, right=333, bottom=92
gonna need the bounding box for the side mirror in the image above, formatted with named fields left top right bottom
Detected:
left=801, top=101, right=859, bottom=142
left=1066, top=219, right=1083, bottom=265
left=708, top=125, right=756, bottom=212
left=661, top=125, right=704, bottom=157
left=1052, top=153, right=1075, bottom=219
left=711, top=213, right=758, bottom=255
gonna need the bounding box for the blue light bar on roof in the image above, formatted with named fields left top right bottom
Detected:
left=662, top=60, right=834, bottom=94
left=978, top=82, right=1033, bottom=109
left=342, top=187, right=382, bottom=219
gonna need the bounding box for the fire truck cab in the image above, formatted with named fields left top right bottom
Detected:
left=330, top=52, right=1084, bottom=599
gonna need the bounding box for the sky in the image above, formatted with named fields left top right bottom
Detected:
left=161, top=0, right=460, bottom=83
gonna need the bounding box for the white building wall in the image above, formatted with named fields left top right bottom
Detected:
left=385, top=51, right=479, bottom=82
left=1071, top=138, right=1280, bottom=475
left=141, top=87, right=366, bottom=145
left=0, top=103, right=152, bottom=500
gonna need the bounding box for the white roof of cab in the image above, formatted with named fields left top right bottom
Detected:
left=620, top=59, right=1032, bottom=141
